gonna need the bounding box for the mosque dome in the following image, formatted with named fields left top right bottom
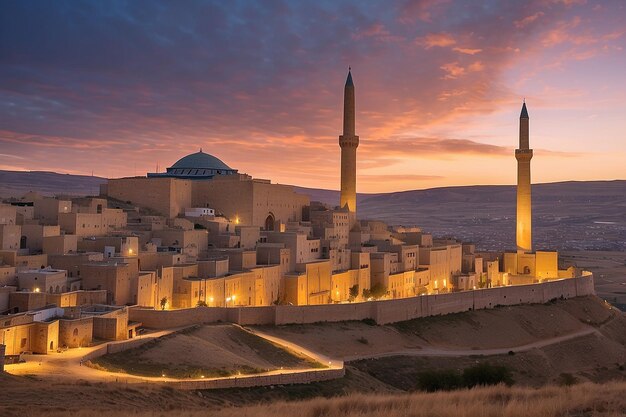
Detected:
left=171, top=150, right=233, bottom=171
left=147, top=149, right=237, bottom=180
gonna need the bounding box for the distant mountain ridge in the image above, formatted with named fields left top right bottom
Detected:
left=2, top=170, right=624, bottom=251
left=0, top=170, right=106, bottom=197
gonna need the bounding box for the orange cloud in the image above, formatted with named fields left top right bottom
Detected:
left=419, top=32, right=456, bottom=48
left=440, top=62, right=465, bottom=78
left=453, top=47, right=482, bottom=55
left=440, top=61, right=483, bottom=79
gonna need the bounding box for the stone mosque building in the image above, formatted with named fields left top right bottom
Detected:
left=105, top=152, right=309, bottom=229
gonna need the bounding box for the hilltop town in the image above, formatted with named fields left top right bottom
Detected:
left=0, top=71, right=593, bottom=376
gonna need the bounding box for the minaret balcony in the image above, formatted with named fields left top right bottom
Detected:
left=339, top=135, right=359, bottom=148
left=515, top=148, right=533, bottom=161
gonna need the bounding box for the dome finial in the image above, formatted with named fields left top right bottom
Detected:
left=199, top=147, right=203, bottom=153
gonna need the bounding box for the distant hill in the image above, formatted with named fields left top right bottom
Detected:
left=2, top=170, right=624, bottom=251
left=0, top=170, right=105, bottom=198
left=297, top=181, right=626, bottom=251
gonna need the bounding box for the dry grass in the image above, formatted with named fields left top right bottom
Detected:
left=88, top=324, right=320, bottom=378
left=22, top=381, right=626, bottom=417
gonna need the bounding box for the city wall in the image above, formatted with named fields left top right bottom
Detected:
left=129, top=273, right=595, bottom=328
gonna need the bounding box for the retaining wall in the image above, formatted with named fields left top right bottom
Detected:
left=129, top=274, right=595, bottom=328
left=171, top=368, right=346, bottom=390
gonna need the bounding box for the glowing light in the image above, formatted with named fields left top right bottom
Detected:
left=235, top=216, right=240, bottom=225
left=34, top=288, right=40, bottom=293
left=209, top=296, right=214, bottom=303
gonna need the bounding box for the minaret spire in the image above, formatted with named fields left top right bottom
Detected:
left=339, top=68, right=359, bottom=216
left=515, top=101, right=533, bottom=252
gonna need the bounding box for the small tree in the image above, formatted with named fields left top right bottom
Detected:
left=196, top=300, right=208, bottom=307
left=348, top=285, right=359, bottom=302
left=369, top=283, right=388, bottom=300
left=362, top=288, right=372, bottom=299
left=160, top=297, right=168, bottom=310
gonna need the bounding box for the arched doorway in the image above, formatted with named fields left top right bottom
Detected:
left=20, top=236, right=27, bottom=249
left=264, top=213, right=275, bottom=231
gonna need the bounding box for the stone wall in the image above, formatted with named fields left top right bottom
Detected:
left=171, top=368, right=345, bottom=390
left=59, top=317, right=93, bottom=348
left=129, top=274, right=595, bottom=328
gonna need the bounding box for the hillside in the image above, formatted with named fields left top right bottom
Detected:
left=1, top=296, right=625, bottom=417
left=1, top=170, right=624, bottom=250
left=297, top=181, right=626, bottom=251
left=0, top=170, right=105, bottom=197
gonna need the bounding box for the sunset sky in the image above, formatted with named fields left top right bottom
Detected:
left=1, top=0, right=625, bottom=193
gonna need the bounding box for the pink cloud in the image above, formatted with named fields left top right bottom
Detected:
left=418, top=32, right=457, bottom=48
left=453, top=47, right=482, bottom=55
left=515, top=12, right=545, bottom=28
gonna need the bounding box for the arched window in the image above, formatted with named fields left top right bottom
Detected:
left=264, top=214, right=275, bottom=231
left=20, top=236, right=27, bottom=249
left=73, top=328, right=79, bottom=337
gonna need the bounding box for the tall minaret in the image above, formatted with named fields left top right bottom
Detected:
left=339, top=68, right=359, bottom=213
left=515, top=101, right=533, bottom=252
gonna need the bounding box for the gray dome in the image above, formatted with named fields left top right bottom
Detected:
left=171, top=150, right=233, bottom=171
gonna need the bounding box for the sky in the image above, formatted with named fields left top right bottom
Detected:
left=1, top=0, right=625, bottom=193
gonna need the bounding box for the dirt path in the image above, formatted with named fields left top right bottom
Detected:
left=240, top=325, right=341, bottom=368
left=343, top=326, right=600, bottom=361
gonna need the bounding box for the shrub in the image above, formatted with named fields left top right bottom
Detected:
left=558, top=373, right=578, bottom=386
left=462, top=363, right=513, bottom=388
left=416, top=369, right=464, bottom=392
left=416, top=363, right=514, bottom=392
left=369, top=283, right=388, bottom=300
left=348, top=285, right=359, bottom=302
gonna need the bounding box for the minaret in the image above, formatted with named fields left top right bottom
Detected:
left=339, top=68, right=359, bottom=213
left=515, top=101, right=533, bottom=252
